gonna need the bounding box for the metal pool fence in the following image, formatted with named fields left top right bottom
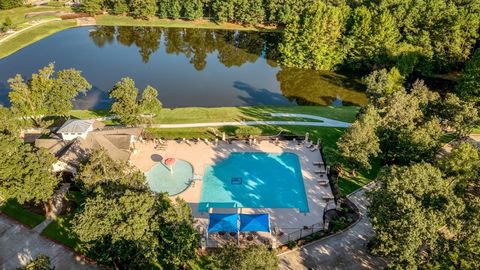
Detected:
left=274, top=223, right=325, bottom=244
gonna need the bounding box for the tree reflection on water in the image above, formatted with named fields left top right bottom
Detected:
left=87, top=26, right=367, bottom=106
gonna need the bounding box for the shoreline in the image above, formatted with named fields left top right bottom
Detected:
left=0, top=11, right=281, bottom=60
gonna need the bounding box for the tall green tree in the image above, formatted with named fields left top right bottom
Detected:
left=345, top=7, right=400, bottom=69
left=73, top=190, right=160, bottom=268
left=211, top=244, right=279, bottom=270
left=82, top=0, right=104, bottom=15
left=439, top=142, right=480, bottom=184
left=235, top=0, right=265, bottom=25
left=109, top=77, right=141, bottom=125
left=76, top=149, right=146, bottom=196
left=337, top=105, right=381, bottom=171
left=8, top=63, right=91, bottom=127
left=0, top=134, right=59, bottom=206
left=109, top=78, right=163, bottom=125
left=279, top=1, right=350, bottom=70
left=363, top=67, right=404, bottom=108
left=211, top=0, right=235, bottom=22
left=440, top=94, right=479, bottom=139
left=158, top=0, right=182, bottom=19
left=139, top=85, right=162, bottom=116
left=183, top=0, right=204, bottom=20
left=109, top=0, right=129, bottom=15
left=18, top=254, right=52, bottom=270
left=368, top=163, right=464, bottom=269
left=0, top=106, right=21, bottom=135
left=0, top=0, right=23, bottom=10
left=129, top=0, right=157, bottom=19
left=456, top=49, right=480, bottom=102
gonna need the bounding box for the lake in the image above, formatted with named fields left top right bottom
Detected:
left=0, top=26, right=367, bottom=109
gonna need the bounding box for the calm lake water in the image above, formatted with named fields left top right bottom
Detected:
left=0, top=26, right=367, bottom=109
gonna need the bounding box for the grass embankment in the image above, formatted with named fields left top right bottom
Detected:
left=0, top=20, right=77, bottom=59
left=96, top=14, right=279, bottom=32
left=41, top=191, right=84, bottom=252
left=0, top=6, right=76, bottom=59
left=0, top=199, right=45, bottom=228
left=70, top=105, right=359, bottom=123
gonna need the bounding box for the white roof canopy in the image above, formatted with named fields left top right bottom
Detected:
left=57, top=119, right=95, bottom=134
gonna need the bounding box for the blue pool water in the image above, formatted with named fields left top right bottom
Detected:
left=199, top=152, right=309, bottom=213
left=146, top=160, right=193, bottom=196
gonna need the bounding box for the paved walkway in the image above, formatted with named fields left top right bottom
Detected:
left=32, top=183, right=70, bottom=234
left=0, top=215, right=99, bottom=270
left=150, top=113, right=351, bottom=129
left=0, top=18, right=61, bottom=44
left=279, top=183, right=387, bottom=270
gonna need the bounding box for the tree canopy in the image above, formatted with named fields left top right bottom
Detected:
left=209, top=244, right=279, bottom=270
left=7, top=63, right=91, bottom=127
left=0, top=134, right=58, bottom=205
left=456, top=49, right=480, bottom=102
left=109, top=77, right=162, bottom=125
left=73, top=149, right=199, bottom=268
left=18, top=254, right=52, bottom=270
left=368, top=163, right=464, bottom=268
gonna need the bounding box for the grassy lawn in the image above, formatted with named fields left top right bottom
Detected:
left=0, top=19, right=76, bottom=59
left=96, top=14, right=279, bottom=32
left=41, top=191, right=84, bottom=252
left=69, top=106, right=359, bottom=124
left=0, top=6, right=71, bottom=26
left=473, top=126, right=480, bottom=134
left=0, top=200, right=45, bottom=228
left=41, top=214, right=84, bottom=252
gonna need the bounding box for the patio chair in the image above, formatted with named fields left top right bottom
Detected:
left=318, top=180, right=329, bottom=186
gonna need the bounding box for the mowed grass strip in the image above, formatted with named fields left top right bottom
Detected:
left=0, top=199, right=45, bottom=228
left=69, top=106, right=359, bottom=124
left=40, top=191, right=85, bottom=252
left=96, top=14, right=279, bottom=32
left=0, top=20, right=77, bottom=59
left=0, top=6, right=71, bottom=26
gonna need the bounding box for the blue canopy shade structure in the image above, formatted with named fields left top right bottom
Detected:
left=239, top=214, right=270, bottom=233
left=208, top=213, right=239, bottom=233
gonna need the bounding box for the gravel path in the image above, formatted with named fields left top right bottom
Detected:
left=279, top=184, right=387, bottom=270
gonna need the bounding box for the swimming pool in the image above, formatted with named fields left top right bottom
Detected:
left=199, top=152, right=309, bottom=213
left=146, top=160, right=193, bottom=196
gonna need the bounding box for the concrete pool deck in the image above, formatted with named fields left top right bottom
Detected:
left=130, top=139, right=335, bottom=245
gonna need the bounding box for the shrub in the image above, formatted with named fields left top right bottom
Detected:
left=47, top=1, right=65, bottom=7
left=287, top=240, right=297, bottom=249
left=234, top=126, right=262, bottom=139
left=60, top=13, right=91, bottom=20
left=0, top=0, right=23, bottom=10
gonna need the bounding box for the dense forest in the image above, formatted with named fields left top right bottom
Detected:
left=76, top=0, right=480, bottom=76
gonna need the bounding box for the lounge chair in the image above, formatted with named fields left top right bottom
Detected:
left=310, top=145, right=319, bottom=152
left=318, top=180, right=329, bottom=186
left=314, top=170, right=326, bottom=174
left=313, top=161, right=324, bottom=166
left=322, top=195, right=334, bottom=201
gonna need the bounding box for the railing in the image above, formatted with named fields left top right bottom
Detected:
left=274, top=223, right=325, bottom=244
